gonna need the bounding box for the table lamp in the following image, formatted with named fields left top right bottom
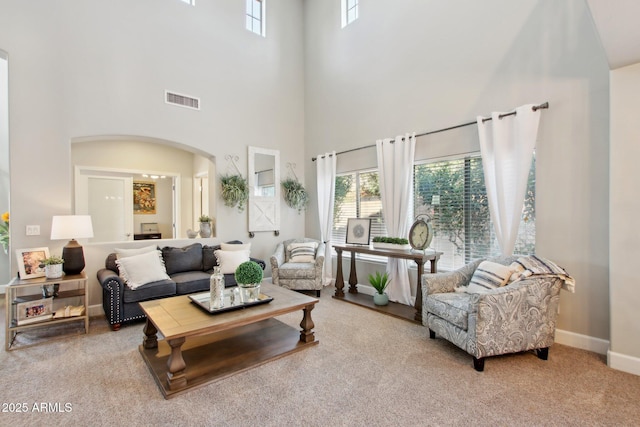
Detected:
left=50, top=215, right=94, bottom=275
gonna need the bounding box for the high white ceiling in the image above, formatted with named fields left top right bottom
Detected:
left=586, top=0, right=640, bottom=69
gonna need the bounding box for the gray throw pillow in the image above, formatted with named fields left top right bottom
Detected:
left=202, top=245, right=221, bottom=271
left=162, top=243, right=203, bottom=275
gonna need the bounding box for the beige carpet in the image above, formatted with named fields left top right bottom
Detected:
left=1, top=288, right=639, bottom=427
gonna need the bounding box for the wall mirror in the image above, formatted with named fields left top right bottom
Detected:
left=71, top=136, right=216, bottom=243
left=248, top=146, right=280, bottom=237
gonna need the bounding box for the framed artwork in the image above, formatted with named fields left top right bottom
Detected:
left=15, top=247, right=50, bottom=279
left=133, top=181, right=157, bottom=214
left=346, top=218, right=372, bottom=245
left=17, top=297, right=53, bottom=325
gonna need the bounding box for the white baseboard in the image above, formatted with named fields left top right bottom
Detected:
left=554, top=328, right=609, bottom=355
left=88, top=304, right=104, bottom=318
left=0, top=283, right=6, bottom=294
left=608, top=351, right=640, bottom=376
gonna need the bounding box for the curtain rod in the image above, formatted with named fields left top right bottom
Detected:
left=312, top=102, right=549, bottom=161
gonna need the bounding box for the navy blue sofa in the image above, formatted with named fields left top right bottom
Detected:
left=97, top=241, right=265, bottom=330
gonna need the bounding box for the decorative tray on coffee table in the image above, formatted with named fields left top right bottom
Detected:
left=189, top=288, right=273, bottom=314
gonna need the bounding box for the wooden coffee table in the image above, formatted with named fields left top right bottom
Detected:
left=138, top=283, right=319, bottom=399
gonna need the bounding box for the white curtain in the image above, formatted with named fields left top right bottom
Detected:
left=316, top=151, right=336, bottom=285
left=376, top=133, right=415, bottom=305
left=477, top=104, right=541, bottom=256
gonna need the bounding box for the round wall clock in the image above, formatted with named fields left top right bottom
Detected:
left=408, top=215, right=433, bottom=251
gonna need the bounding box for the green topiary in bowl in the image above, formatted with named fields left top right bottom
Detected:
left=235, top=261, right=264, bottom=286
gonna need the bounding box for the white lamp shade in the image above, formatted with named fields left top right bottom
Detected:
left=51, top=215, right=94, bottom=240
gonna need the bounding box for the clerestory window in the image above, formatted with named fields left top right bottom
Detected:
left=246, top=0, right=266, bottom=37
left=341, top=0, right=359, bottom=28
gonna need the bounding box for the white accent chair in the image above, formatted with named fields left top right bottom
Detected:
left=270, top=238, right=325, bottom=297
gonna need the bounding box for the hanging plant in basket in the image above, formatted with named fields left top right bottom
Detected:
left=281, top=178, right=309, bottom=214
left=220, top=174, right=249, bottom=212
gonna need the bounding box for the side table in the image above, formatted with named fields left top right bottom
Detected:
left=5, top=272, right=89, bottom=350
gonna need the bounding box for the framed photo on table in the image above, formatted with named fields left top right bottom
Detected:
left=346, top=218, right=372, bottom=245
left=15, top=247, right=50, bottom=279
left=16, top=297, right=53, bottom=325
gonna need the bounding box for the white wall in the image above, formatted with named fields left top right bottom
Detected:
left=0, top=0, right=305, bottom=301
left=304, top=0, right=611, bottom=342
left=609, top=62, right=640, bottom=375
left=0, top=53, right=9, bottom=286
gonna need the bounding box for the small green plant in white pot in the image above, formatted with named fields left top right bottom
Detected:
left=369, top=271, right=391, bottom=306
left=235, top=261, right=264, bottom=303
left=41, top=255, right=64, bottom=279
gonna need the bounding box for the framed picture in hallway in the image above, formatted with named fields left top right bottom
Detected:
left=133, top=181, right=157, bottom=214
left=346, top=218, right=371, bottom=245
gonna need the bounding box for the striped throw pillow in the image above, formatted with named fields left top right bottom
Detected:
left=287, top=242, right=317, bottom=263
left=467, top=261, right=512, bottom=293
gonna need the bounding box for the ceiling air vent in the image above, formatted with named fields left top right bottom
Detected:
left=165, top=90, right=200, bottom=110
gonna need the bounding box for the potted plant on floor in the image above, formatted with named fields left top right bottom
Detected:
left=369, top=271, right=391, bottom=306
left=235, top=261, right=264, bottom=303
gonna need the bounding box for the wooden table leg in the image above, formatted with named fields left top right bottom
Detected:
left=348, top=252, right=358, bottom=294
left=166, top=337, right=187, bottom=391
left=299, top=304, right=315, bottom=343
left=414, top=260, right=424, bottom=323
left=143, top=318, right=158, bottom=349
left=334, top=248, right=345, bottom=297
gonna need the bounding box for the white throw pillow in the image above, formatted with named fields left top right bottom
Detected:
left=214, top=249, right=250, bottom=274
left=467, top=261, right=512, bottom=293
left=115, top=250, right=170, bottom=290
left=115, top=244, right=157, bottom=258
left=220, top=242, right=251, bottom=252
left=287, top=242, right=318, bottom=263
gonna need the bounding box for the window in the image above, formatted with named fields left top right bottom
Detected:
left=246, top=0, right=265, bottom=37
left=341, top=0, right=359, bottom=28
left=414, top=154, right=535, bottom=271
left=332, top=170, right=386, bottom=248
left=331, top=153, right=536, bottom=271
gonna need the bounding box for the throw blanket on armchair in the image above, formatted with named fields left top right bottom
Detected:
left=511, top=255, right=575, bottom=293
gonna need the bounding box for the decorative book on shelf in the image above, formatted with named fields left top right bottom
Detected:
left=53, top=305, right=85, bottom=319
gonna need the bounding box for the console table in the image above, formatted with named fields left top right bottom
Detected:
left=333, top=244, right=442, bottom=323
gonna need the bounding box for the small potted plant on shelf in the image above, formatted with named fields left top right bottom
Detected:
left=198, top=214, right=213, bottom=238
left=369, top=271, right=391, bottom=306
left=40, top=255, right=64, bottom=280
left=235, top=261, right=264, bottom=303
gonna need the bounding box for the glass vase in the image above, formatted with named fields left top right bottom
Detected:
left=209, top=267, right=225, bottom=310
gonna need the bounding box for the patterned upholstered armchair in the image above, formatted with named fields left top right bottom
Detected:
left=270, top=238, right=325, bottom=297
left=422, top=256, right=571, bottom=371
